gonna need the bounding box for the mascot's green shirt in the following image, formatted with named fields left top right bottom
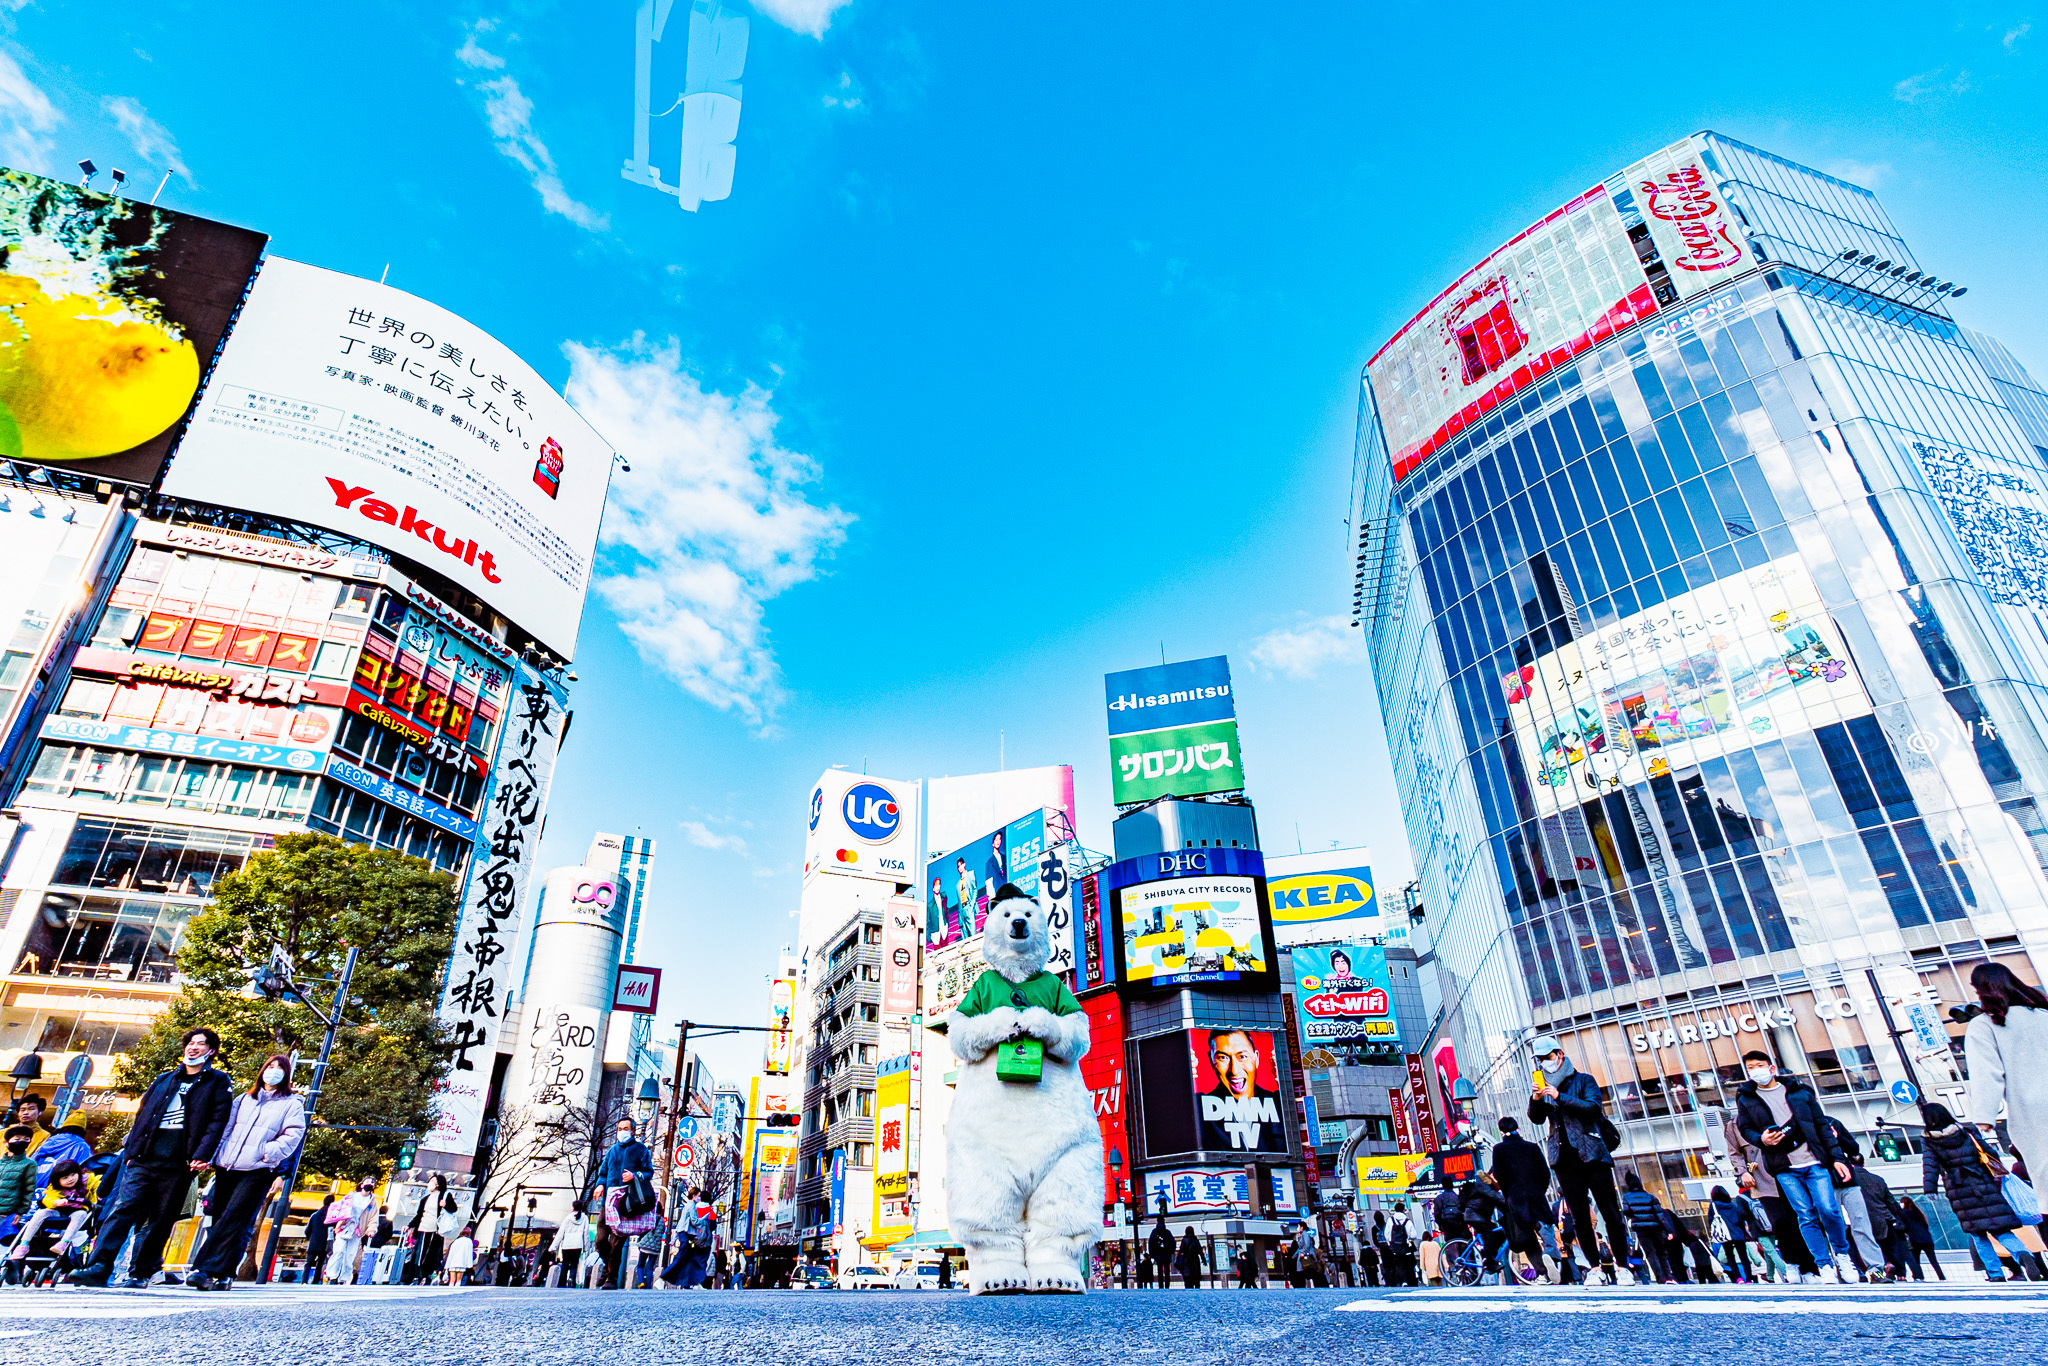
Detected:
left=932, top=969, right=1082, bottom=1034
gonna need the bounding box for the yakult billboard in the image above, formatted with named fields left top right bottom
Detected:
left=161, top=258, right=613, bottom=659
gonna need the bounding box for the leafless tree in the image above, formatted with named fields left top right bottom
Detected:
left=474, top=1103, right=557, bottom=1221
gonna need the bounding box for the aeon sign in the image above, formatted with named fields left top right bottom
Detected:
left=841, top=782, right=902, bottom=844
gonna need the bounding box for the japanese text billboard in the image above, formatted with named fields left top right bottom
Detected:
left=1289, top=943, right=1399, bottom=1055
left=873, top=1055, right=911, bottom=1198
left=1104, top=655, right=1242, bottom=807
left=1500, top=555, right=1871, bottom=821
left=1369, top=183, right=1655, bottom=481
left=160, top=258, right=613, bottom=659
left=421, top=663, right=566, bottom=1162
left=1142, top=1166, right=1252, bottom=1214
left=0, top=167, right=266, bottom=486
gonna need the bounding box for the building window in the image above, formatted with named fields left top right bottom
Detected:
left=23, top=744, right=320, bottom=823
left=12, top=892, right=196, bottom=984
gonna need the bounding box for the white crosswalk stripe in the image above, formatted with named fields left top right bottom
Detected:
left=0, top=1285, right=474, bottom=1320
left=1339, top=1289, right=2048, bottom=1316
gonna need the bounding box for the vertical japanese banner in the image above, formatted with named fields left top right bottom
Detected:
left=1388, top=1086, right=1415, bottom=1153
left=880, top=896, right=920, bottom=1016
left=421, top=662, right=567, bottom=1162
left=1038, top=840, right=1075, bottom=978
left=1405, top=1053, right=1440, bottom=1150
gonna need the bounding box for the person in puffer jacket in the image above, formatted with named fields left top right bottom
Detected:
left=1919, top=1101, right=2038, bottom=1281
left=1618, top=1170, right=1675, bottom=1283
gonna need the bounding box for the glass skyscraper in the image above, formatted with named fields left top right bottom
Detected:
left=1354, top=133, right=2048, bottom=1190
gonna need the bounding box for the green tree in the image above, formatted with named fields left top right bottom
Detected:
left=112, top=833, right=458, bottom=1182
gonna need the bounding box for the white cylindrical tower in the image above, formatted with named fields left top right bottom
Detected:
left=507, top=863, right=626, bottom=1135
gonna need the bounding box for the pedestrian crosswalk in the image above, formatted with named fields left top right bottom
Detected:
left=1338, top=1285, right=2048, bottom=1316
left=0, top=1285, right=475, bottom=1320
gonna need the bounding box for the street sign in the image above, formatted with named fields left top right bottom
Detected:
left=1890, top=1079, right=1919, bottom=1106
left=674, top=1140, right=696, bottom=1172
left=63, top=1054, right=92, bottom=1089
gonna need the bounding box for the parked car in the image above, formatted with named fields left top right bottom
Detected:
left=893, top=1261, right=948, bottom=1289
left=837, top=1264, right=891, bottom=1290
left=792, top=1264, right=836, bottom=1290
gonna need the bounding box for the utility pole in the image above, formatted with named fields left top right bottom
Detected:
left=256, top=944, right=360, bottom=1283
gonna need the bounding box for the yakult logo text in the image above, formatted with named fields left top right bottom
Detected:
left=326, top=478, right=502, bottom=583
left=1639, top=164, right=1745, bottom=274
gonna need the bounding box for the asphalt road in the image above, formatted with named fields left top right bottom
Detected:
left=3, top=1282, right=2044, bottom=1365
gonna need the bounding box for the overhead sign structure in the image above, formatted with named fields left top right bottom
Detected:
left=0, top=167, right=267, bottom=487
left=161, top=258, right=614, bottom=660
left=613, top=963, right=662, bottom=1015
left=1103, top=656, right=1243, bottom=807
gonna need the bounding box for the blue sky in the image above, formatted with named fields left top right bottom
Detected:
left=4, top=1, right=2043, bottom=1079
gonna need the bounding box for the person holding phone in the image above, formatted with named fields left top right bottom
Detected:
left=1734, top=1050, right=1859, bottom=1283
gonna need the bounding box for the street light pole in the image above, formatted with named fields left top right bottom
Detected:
left=257, top=944, right=360, bottom=1283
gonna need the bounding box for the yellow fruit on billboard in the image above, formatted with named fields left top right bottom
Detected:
left=0, top=275, right=199, bottom=461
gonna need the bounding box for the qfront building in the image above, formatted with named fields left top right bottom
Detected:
left=1354, top=133, right=2048, bottom=1206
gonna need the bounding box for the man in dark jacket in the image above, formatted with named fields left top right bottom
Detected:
left=1490, top=1117, right=1557, bottom=1282
left=1734, top=1049, right=1857, bottom=1283
left=1527, top=1035, right=1633, bottom=1284
left=1177, top=1226, right=1204, bottom=1288
left=594, top=1117, right=654, bottom=1289
left=1147, top=1214, right=1175, bottom=1288
left=72, top=1027, right=232, bottom=1287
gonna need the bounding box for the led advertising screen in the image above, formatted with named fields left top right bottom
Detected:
left=1499, top=555, right=1871, bottom=821
left=1289, top=943, right=1399, bottom=1056
left=0, top=167, right=266, bottom=486
left=1368, top=183, right=1655, bottom=481
left=159, top=258, right=613, bottom=659
left=1118, top=875, right=1267, bottom=987
left=925, top=807, right=1051, bottom=948
left=1191, top=1027, right=1287, bottom=1155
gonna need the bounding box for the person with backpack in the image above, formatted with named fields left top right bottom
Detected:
left=1709, top=1185, right=1755, bottom=1282
left=1895, top=1196, right=1944, bottom=1281
left=1850, top=1163, right=1906, bottom=1282
left=1432, top=1185, right=1470, bottom=1247
left=1492, top=1116, right=1559, bottom=1283
left=1176, top=1225, right=1204, bottom=1288
left=1528, top=1036, right=1634, bottom=1284
left=1619, top=1171, right=1674, bottom=1283
left=1148, top=1213, right=1174, bottom=1289
left=1734, top=1049, right=1859, bottom=1283
left=1735, top=1178, right=1789, bottom=1282
left=1919, top=1100, right=2038, bottom=1281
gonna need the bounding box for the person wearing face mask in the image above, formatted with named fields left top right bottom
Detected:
left=1734, top=1050, right=1859, bottom=1284
left=0, top=1125, right=36, bottom=1230
left=1526, top=1036, right=1635, bottom=1286
left=594, top=1117, right=655, bottom=1289
left=70, top=1027, right=232, bottom=1288
left=184, top=1052, right=306, bottom=1290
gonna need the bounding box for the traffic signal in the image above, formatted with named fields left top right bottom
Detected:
left=1873, top=1129, right=1904, bottom=1163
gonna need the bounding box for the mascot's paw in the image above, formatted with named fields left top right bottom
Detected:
left=1029, top=1269, right=1086, bottom=1294
left=945, top=1005, right=1020, bottom=1063
left=970, top=1262, right=1031, bottom=1295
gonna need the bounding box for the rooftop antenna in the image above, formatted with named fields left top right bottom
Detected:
left=380, top=263, right=391, bottom=285
left=76, top=159, right=97, bottom=188
left=150, top=170, right=173, bottom=203
left=109, top=168, right=127, bottom=196
left=1160, top=641, right=1166, bottom=665
left=1000, top=729, right=1005, bottom=772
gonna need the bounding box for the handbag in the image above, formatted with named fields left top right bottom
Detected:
left=618, top=1171, right=656, bottom=1220
left=2005, top=1174, right=2043, bottom=1225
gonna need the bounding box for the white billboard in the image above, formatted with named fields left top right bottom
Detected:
left=1620, top=136, right=1753, bottom=301
left=1368, top=185, right=1656, bottom=482
left=802, top=768, right=919, bottom=887
left=1499, top=556, right=1873, bottom=821
left=160, top=258, right=613, bottom=659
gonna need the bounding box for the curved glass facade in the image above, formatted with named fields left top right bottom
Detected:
left=1356, top=133, right=2048, bottom=1185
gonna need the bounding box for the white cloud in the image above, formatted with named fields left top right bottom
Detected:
left=822, top=69, right=863, bottom=111
left=2004, top=22, right=2030, bottom=48
left=1247, top=615, right=1367, bottom=680
left=1894, top=66, right=1972, bottom=101
left=1821, top=158, right=1891, bottom=189
left=680, top=819, right=749, bottom=854
left=0, top=48, right=59, bottom=175
left=752, top=0, right=855, bottom=38
left=567, top=338, right=851, bottom=728
left=102, top=96, right=188, bottom=179
left=458, top=25, right=606, bottom=231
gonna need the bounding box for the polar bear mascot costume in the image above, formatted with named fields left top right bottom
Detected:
left=936, top=882, right=1101, bottom=1293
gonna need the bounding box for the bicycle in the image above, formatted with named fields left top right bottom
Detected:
left=1440, top=1230, right=1544, bottom=1287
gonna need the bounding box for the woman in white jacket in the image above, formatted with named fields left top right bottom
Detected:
left=186, top=1052, right=306, bottom=1290
left=1966, top=963, right=2048, bottom=1182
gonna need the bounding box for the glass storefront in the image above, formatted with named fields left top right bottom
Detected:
left=1356, top=133, right=2048, bottom=1188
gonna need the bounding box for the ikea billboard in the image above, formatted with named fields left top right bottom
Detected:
left=1263, top=853, right=1376, bottom=948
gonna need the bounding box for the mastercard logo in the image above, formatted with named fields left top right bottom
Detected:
left=835, top=848, right=860, bottom=864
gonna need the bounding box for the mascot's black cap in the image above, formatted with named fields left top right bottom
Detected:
left=991, top=882, right=1030, bottom=905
